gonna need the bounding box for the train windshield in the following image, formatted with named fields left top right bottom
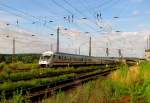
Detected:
left=40, top=55, right=51, bottom=61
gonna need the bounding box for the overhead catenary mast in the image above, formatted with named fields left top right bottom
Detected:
left=149, top=35, right=150, bottom=49
left=147, top=35, right=148, bottom=49
left=12, top=38, right=15, bottom=63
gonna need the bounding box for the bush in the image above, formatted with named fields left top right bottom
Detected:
left=139, top=61, right=150, bottom=80
left=12, top=90, right=24, bottom=103
left=0, top=66, right=101, bottom=82
left=0, top=62, right=5, bottom=72
left=0, top=74, right=76, bottom=93
left=1, top=67, right=12, bottom=81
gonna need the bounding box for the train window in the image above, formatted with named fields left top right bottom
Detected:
left=67, top=56, right=69, bottom=60
left=67, top=57, right=68, bottom=60
left=73, top=57, right=76, bottom=61
left=64, top=56, right=65, bottom=60
left=64, top=56, right=66, bottom=60
left=59, top=56, right=61, bottom=59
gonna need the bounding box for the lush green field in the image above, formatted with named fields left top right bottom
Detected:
left=0, top=65, right=104, bottom=93
left=0, top=65, right=103, bottom=82
left=0, top=61, right=112, bottom=103
left=0, top=54, right=40, bottom=64
left=39, top=61, right=150, bottom=103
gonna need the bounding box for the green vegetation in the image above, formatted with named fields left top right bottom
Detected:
left=0, top=54, right=40, bottom=64
left=0, top=62, right=39, bottom=74
left=0, top=69, right=107, bottom=94
left=0, top=74, right=75, bottom=93
left=0, top=90, right=29, bottom=103
left=40, top=61, right=150, bottom=103
left=0, top=61, right=112, bottom=103
left=0, top=52, right=118, bottom=103
left=8, top=62, right=39, bottom=70
left=0, top=66, right=102, bottom=82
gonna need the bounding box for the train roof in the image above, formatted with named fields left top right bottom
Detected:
left=43, top=51, right=119, bottom=60
left=42, top=51, right=92, bottom=57
left=42, top=51, right=54, bottom=56
left=42, top=51, right=144, bottom=61
left=55, top=52, right=89, bottom=57
left=42, top=51, right=113, bottom=58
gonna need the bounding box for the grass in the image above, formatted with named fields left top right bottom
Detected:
left=39, top=61, right=150, bottom=103
left=0, top=69, right=108, bottom=94
left=7, top=62, right=39, bottom=71
left=139, top=61, right=150, bottom=79
left=0, top=90, right=30, bottom=103
left=0, top=73, right=76, bottom=93
left=0, top=66, right=107, bottom=96
left=0, top=62, right=39, bottom=74
left=0, top=62, right=117, bottom=103
left=0, top=66, right=102, bottom=82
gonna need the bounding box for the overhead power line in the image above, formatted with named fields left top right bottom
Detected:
left=51, top=0, right=73, bottom=15
left=0, top=2, right=57, bottom=31
left=62, top=0, right=98, bottom=31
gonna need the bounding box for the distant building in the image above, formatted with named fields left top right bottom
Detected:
left=145, top=49, right=150, bottom=61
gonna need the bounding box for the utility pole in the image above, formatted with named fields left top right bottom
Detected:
left=89, top=36, right=91, bottom=56
left=147, top=35, right=148, bottom=49
left=149, top=35, right=150, bottom=49
left=57, top=27, right=59, bottom=52
left=118, top=49, right=122, bottom=57
left=79, top=47, right=80, bottom=55
left=12, top=38, right=15, bottom=62
left=106, top=42, right=109, bottom=56
left=106, top=48, right=109, bottom=56
left=75, top=48, right=77, bottom=54
left=50, top=34, right=54, bottom=51
left=51, top=44, right=53, bottom=51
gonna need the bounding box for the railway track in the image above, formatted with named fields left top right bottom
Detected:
left=0, top=64, right=117, bottom=84
left=0, top=64, right=119, bottom=102
left=26, top=67, right=117, bottom=102
left=1, top=61, right=138, bottom=102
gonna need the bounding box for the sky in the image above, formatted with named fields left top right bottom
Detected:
left=0, top=0, right=149, bottom=57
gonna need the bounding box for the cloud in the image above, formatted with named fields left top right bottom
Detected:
left=132, top=10, right=140, bottom=16
left=137, top=24, right=150, bottom=32
left=95, top=32, right=147, bottom=57
left=137, top=0, right=144, bottom=3
left=0, top=21, right=147, bottom=58
left=130, top=0, right=144, bottom=3
left=76, top=19, right=92, bottom=25
left=144, top=11, right=150, bottom=15
left=0, top=21, right=52, bottom=54
left=95, top=20, right=113, bottom=32
left=0, top=10, right=25, bottom=23
left=60, top=27, right=82, bottom=37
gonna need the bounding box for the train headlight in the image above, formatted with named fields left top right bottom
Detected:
left=106, top=64, right=108, bottom=68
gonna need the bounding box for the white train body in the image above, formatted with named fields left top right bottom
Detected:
left=39, top=51, right=117, bottom=67
left=39, top=51, right=54, bottom=66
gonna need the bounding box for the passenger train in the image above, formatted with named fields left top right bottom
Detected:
left=39, top=51, right=118, bottom=67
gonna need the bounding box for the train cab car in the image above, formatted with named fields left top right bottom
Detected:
left=39, top=51, right=54, bottom=67
left=39, top=51, right=118, bottom=67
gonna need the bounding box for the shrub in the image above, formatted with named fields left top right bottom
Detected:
left=0, top=62, right=5, bottom=73
left=139, top=61, right=150, bottom=80
left=12, top=90, right=24, bottom=103
left=0, top=74, right=76, bottom=93
left=1, top=66, right=12, bottom=81
left=0, top=66, right=101, bottom=82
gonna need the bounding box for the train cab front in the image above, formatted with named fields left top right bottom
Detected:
left=39, top=60, right=49, bottom=67
left=39, top=52, right=53, bottom=67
